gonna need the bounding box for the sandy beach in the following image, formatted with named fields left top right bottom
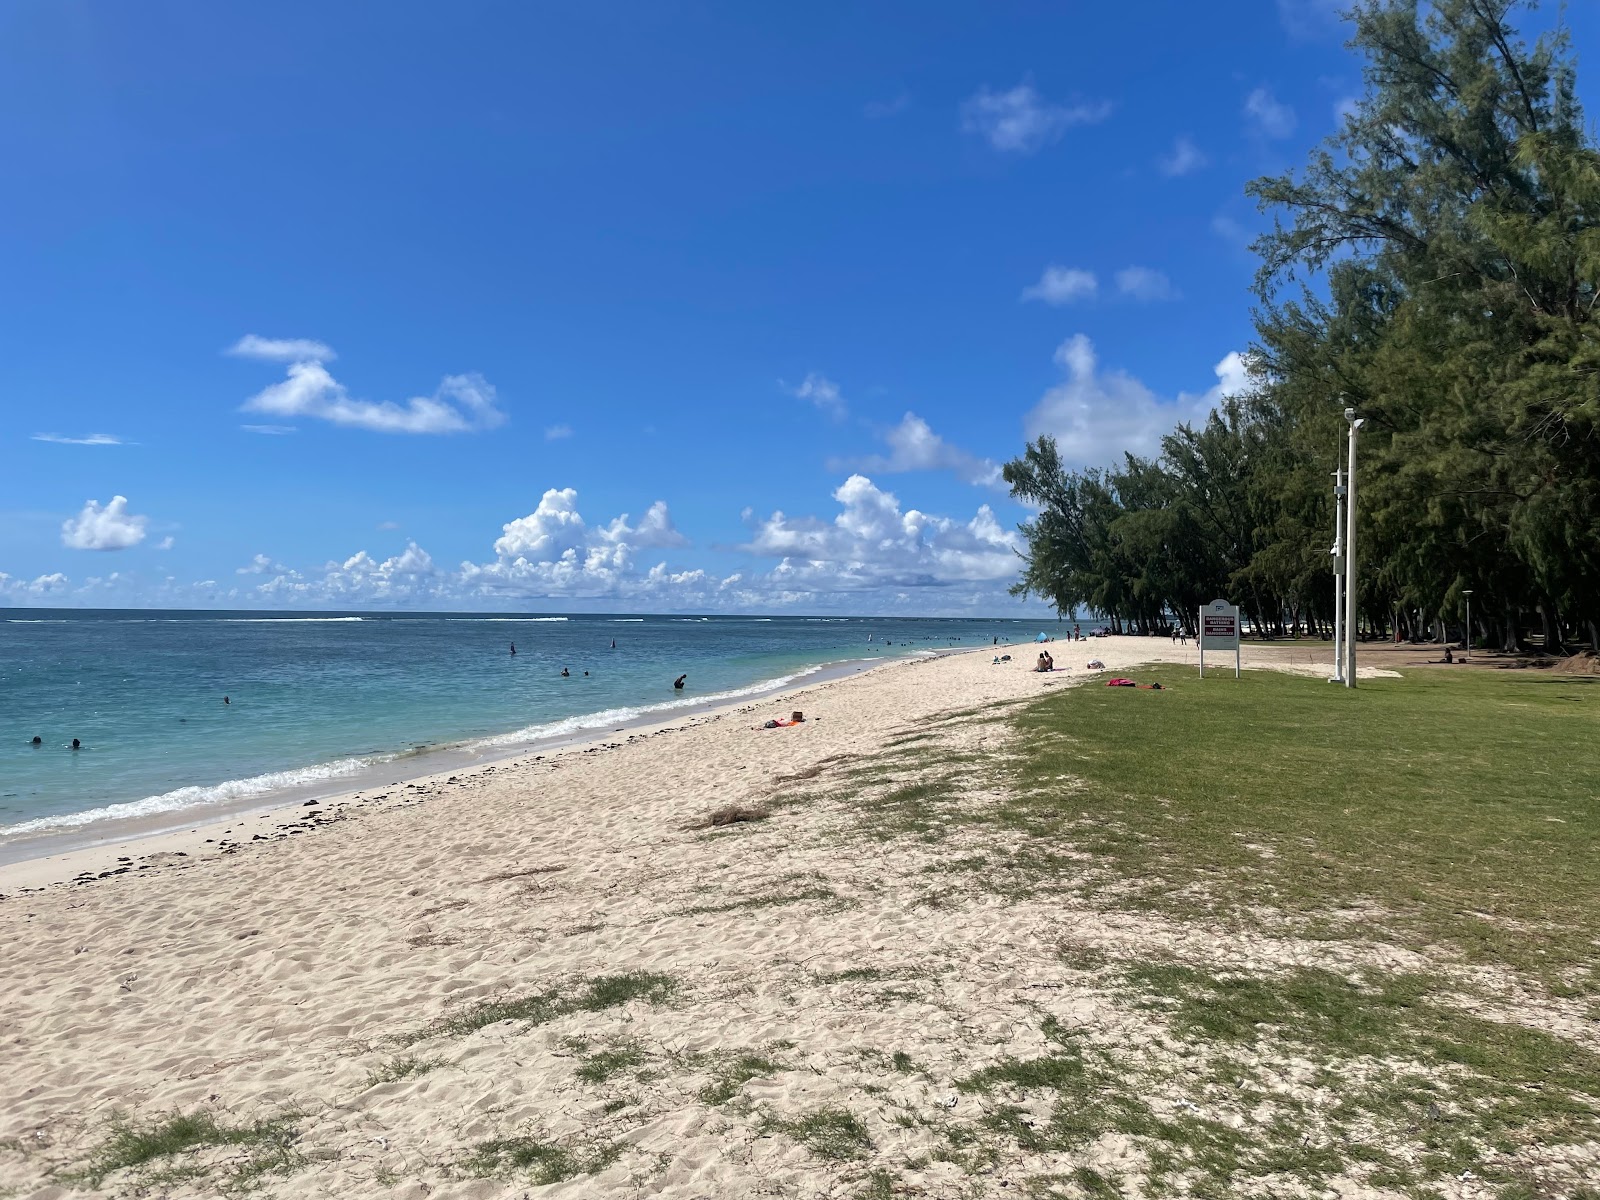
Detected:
left=1, top=638, right=1401, bottom=1199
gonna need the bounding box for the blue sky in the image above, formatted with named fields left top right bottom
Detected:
left=4, top=1, right=1590, bottom=614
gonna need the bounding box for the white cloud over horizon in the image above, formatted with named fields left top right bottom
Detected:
left=1024, top=335, right=1250, bottom=467
left=61, top=496, right=149, bottom=551
left=961, top=81, right=1110, bottom=153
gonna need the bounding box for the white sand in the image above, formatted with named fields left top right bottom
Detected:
left=0, top=639, right=1421, bottom=1199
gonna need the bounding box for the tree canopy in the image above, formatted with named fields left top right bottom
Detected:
left=1005, top=0, right=1600, bottom=649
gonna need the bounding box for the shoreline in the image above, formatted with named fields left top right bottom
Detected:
left=0, top=646, right=929, bottom=870
left=0, top=646, right=952, bottom=891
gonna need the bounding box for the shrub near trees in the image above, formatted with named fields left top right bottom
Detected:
left=1005, top=0, right=1599, bottom=651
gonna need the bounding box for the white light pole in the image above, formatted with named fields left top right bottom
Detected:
left=1330, top=468, right=1345, bottom=683
left=1343, top=408, right=1365, bottom=688
left=1462, top=589, right=1473, bottom=659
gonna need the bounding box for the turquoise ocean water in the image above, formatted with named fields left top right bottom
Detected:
left=1, top=609, right=1046, bottom=843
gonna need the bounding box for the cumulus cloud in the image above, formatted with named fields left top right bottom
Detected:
left=1158, top=136, right=1208, bottom=177
left=1023, top=335, right=1251, bottom=467
left=742, top=474, right=1019, bottom=591
left=241, top=361, right=505, bottom=435
left=1021, top=266, right=1097, bottom=305
left=60, top=496, right=149, bottom=551
left=787, top=373, right=846, bottom=418
left=226, top=335, right=336, bottom=363
left=961, top=81, right=1111, bottom=153
left=32, top=433, right=127, bottom=446
left=1115, top=266, right=1178, bottom=301
left=237, top=553, right=287, bottom=575
left=832, top=413, right=1001, bottom=488
left=1244, top=87, right=1297, bottom=138
left=155, top=536, right=175, bottom=551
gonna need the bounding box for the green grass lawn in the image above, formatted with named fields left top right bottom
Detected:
left=1009, top=666, right=1600, bottom=990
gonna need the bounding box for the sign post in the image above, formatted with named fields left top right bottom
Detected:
left=1199, top=598, right=1241, bottom=679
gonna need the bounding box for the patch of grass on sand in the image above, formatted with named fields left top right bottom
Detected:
left=1004, top=667, right=1600, bottom=986
left=697, top=1053, right=785, bottom=1104
left=365, top=1055, right=444, bottom=1087
left=677, top=885, right=837, bottom=917
left=68, top=1110, right=302, bottom=1191
left=402, top=971, right=678, bottom=1044
left=575, top=1041, right=648, bottom=1084
left=768, top=1107, right=874, bottom=1161
left=1122, top=962, right=1600, bottom=1185
left=461, top=1135, right=617, bottom=1185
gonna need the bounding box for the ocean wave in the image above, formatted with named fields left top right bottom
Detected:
left=222, top=616, right=365, bottom=623
left=445, top=617, right=569, bottom=622
left=462, top=664, right=828, bottom=752
left=0, top=754, right=387, bottom=837
left=610, top=618, right=645, bottom=622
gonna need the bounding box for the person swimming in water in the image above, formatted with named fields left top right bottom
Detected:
left=31, top=735, right=42, bottom=746
left=71, top=738, right=81, bottom=750
left=561, top=667, right=570, bottom=677
left=224, top=695, right=230, bottom=705
left=673, top=674, right=687, bottom=690
left=510, top=643, right=516, bottom=656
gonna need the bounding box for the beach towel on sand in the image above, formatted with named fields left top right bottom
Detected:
left=1107, top=678, right=1136, bottom=687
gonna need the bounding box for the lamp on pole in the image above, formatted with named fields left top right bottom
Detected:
left=1462, top=589, right=1473, bottom=659
left=1329, top=468, right=1345, bottom=683
left=1343, top=407, right=1365, bottom=688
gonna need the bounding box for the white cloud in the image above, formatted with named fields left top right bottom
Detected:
left=1023, top=335, right=1250, bottom=467
left=241, top=361, right=505, bottom=435
left=241, top=424, right=297, bottom=435
left=0, top=571, right=71, bottom=599
left=742, top=474, right=1019, bottom=590
left=32, top=433, right=127, bottom=446
left=1115, top=266, right=1178, bottom=301
left=377, top=520, right=401, bottom=531
left=61, top=496, right=149, bottom=551
left=961, top=81, right=1111, bottom=153
left=155, top=536, right=175, bottom=551
left=1158, top=136, right=1208, bottom=177
left=865, top=92, right=911, bottom=119
left=1334, top=94, right=1361, bottom=124
left=1244, top=87, right=1297, bottom=138
left=833, top=412, right=1001, bottom=488
left=493, top=487, right=591, bottom=559
left=787, top=373, right=847, bottom=418
left=545, top=423, right=574, bottom=440
left=226, top=335, right=336, bottom=363
left=237, top=553, right=287, bottom=575
left=1211, top=213, right=1252, bottom=248
left=1021, top=266, right=1097, bottom=305
left=599, top=500, right=689, bottom=549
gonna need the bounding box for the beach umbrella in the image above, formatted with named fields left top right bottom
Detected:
left=1035, top=632, right=1048, bottom=642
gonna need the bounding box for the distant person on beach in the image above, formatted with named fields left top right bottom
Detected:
left=71, top=738, right=81, bottom=750
left=674, top=674, right=687, bottom=690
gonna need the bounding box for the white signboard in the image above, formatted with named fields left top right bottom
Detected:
left=1198, top=598, right=1240, bottom=678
